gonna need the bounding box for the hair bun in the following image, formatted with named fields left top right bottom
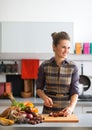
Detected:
left=51, top=32, right=57, bottom=40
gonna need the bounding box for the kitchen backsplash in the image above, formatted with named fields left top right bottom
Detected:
left=75, top=61, right=92, bottom=76
left=0, top=60, right=92, bottom=77
left=0, top=60, right=92, bottom=97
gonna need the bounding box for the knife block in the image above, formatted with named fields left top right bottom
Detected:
left=21, top=79, right=33, bottom=98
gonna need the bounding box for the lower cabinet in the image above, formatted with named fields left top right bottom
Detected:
left=82, top=106, right=92, bottom=113
left=36, top=105, right=43, bottom=114
left=74, top=102, right=92, bottom=114
left=82, top=103, right=92, bottom=113
left=36, top=102, right=92, bottom=114
left=74, top=103, right=83, bottom=114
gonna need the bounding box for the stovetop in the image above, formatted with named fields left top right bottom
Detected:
left=78, top=95, right=92, bottom=101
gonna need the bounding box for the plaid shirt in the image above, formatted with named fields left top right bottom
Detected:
left=36, top=57, right=79, bottom=97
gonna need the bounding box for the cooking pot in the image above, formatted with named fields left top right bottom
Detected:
left=11, top=61, right=18, bottom=73
left=6, top=64, right=12, bottom=73
left=79, top=64, right=91, bottom=95
left=0, top=61, right=6, bottom=73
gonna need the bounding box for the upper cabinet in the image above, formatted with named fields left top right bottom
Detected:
left=0, top=22, right=92, bottom=61
left=1, top=22, right=74, bottom=54
left=0, top=23, right=1, bottom=52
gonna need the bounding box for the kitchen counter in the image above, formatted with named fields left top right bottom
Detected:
left=0, top=98, right=92, bottom=129
left=0, top=97, right=43, bottom=106
left=0, top=97, right=92, bottom=105
left=0, top=114, right=92, bottom=129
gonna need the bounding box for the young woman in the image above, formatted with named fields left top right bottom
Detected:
left=36, top=31, right=79, bottom=116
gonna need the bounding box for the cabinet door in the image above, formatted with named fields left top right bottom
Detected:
left=74, top=106, right=83, bottom=114
left=36, top=105, right=43, bottom=114
left=83, top=106, right=92, bottom=113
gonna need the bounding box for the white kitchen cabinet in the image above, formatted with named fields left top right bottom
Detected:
left=36, top=105, right=43, bottom=114
left=1, top=22, right=73, bottom=53
left=82, top=103, right=92, bottom=113
left=74, top=102, right=92, bottom=114
left=74, top=104, right=83, bottom=114
left=83, top=106, right=92, bottom=113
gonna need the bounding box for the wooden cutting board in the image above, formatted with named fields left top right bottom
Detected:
left=42, top=114, right=79, bottom=122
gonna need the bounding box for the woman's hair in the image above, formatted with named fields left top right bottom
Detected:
left=51, top=31, right=70, bottom=46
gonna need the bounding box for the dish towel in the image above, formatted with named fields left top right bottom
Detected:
left=21, top=59, right=39, bottom=79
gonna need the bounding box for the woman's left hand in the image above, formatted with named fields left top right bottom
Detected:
left=61, top=106, right=73, bottom=117
left=61, top=94, right=78, bottom=116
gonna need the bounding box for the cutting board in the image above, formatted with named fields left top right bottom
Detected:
left=42, top=114, right=79, bottom=122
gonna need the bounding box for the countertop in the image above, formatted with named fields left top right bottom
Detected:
left=0, top=97, right=43, bottom=106
left=0, top=113, right=92, bottom=129
left=0, top=98, right=92, bottom=129
left=0, top=97, right=92, bottom=106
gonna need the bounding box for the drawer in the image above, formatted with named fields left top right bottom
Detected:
left=83, top=107, right=92, bottom=113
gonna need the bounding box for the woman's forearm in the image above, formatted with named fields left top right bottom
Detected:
left=36, top=89, right=48, bottom=101
left=69, top=94, right=78, bottom=110
left=61, top=94, right=78, bottom=116
left=36, top=89, right=53, bottom=107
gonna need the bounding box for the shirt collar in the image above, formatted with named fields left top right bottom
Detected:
left=49, top=57, right=70, bottom=65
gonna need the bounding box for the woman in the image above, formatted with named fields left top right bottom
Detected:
left=36, top=31, right=79, bottom=116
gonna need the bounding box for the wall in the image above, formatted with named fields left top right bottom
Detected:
left=0, top=0, right=92, bottom=42
left=0, top=0, right=92, bottom=96
left=0, top=0, right=92, bottom=74
left=0, top=23, right=1, bottom=52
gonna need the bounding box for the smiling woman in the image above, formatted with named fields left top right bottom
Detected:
left=1, top=22, right=74, bottom=54
left=36, top=31, right=79, bottom=115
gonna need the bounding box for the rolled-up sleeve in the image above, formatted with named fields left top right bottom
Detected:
left=70, top=65, right=79, bottom=96
left=36, top=63, right=45, bottom=90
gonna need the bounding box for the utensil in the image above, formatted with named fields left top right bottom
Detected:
left=79, top=64, right=91, bottom=95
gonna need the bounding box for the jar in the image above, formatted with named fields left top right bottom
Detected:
left=75, top=43, right=82, bottom=54
left=90, top=43, right=92, bottom=54
left=83, top=43, right=90, bottom=54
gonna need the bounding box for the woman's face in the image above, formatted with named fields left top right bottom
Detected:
left=53, top=39, right=70, bottom=59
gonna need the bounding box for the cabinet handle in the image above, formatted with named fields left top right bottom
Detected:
left=86, top=111, right=92, bottom=113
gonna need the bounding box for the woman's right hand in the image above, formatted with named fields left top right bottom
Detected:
left=44, top=97, right=53, bottom=107
left=36, top=89, right=53, bottom=107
